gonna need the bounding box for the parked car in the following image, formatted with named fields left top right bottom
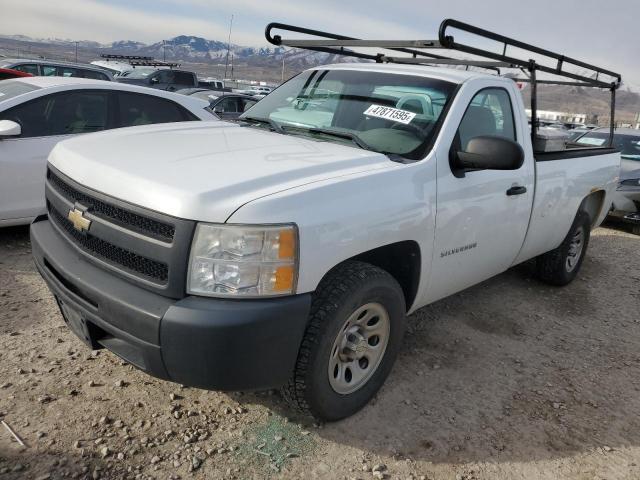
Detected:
left=575, top=128, right=640, bottom=232
left=198, top=78, right=229, bottom=91
left=90, top=60, right=134, bottom=77
left=177, top=88, right=259, bottom=120
left=0, top=58, right=113, bottom=81
left=116, top=68, right=198, bottom=91
left=0, top=77, right=215, bottom=226
left=566, top=128, right=590, bottom=143
left=248, top=85, right=273, bottom=95
left=0, top=68, right=33, bottom=80
left=609, top=168, right=640, bottom=234
left=574, top=127, right=640, bottom=173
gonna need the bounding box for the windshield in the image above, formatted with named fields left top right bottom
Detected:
left=122, top=68, right=157, bottom=79
left=191, top=91, right=219, bottom=103
left=241, top=69, right=457, bottom=159
left=576, top=131, right=640, bottom=159
left=0, top=81, right=40, bottom=103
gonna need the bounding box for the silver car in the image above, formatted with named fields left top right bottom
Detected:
left=575, top=128, right=640, bottom=234
left=0, top=58, right=113, bottom=82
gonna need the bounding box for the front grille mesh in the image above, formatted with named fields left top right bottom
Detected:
left=47, top=170, right=175, bottom=242
left=49, top=206, right=169, bottom=283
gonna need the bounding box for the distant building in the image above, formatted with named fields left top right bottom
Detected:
left=525, top=109, right=587, bottom=124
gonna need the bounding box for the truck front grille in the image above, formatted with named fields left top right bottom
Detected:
left=45, top=166, right=195, bottom=298
left=49, top=206, right=169, bottom=283
left=47, top=170, right=175, bottom=243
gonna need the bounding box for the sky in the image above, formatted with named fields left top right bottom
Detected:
left=2, top=0, right=638, bottom=86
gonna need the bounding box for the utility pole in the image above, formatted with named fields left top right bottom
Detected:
left=163, top=40, right=166, bottom=62
left=282, top=54, right=285, bottom=83
left=224, top=14, right=234, bottom=80
left=75, top=42, right=78, bottom=62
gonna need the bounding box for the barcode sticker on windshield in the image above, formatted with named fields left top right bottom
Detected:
left=363, top=104, right=416, bottom=124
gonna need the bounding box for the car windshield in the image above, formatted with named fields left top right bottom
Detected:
left=123, top=68, right=157, bottom=79
left=191, top=91, right=220, bottom=103
left=241, top=69, right=457, bottom=160
left=576, top=131, right=640, bottom=159
left=0, top=80, right=40, bottom=103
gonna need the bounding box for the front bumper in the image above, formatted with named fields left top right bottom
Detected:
left=31, top=216, right=311, bottom=391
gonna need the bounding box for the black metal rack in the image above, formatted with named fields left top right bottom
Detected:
left=265, top=19, right=622, bottom=145
left=99, top=54, right=179, bottom=68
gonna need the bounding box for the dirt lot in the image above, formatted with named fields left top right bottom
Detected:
left=0, top=224, right=639, bottom=480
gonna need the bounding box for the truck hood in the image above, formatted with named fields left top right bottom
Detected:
left=49, top=122, right=394, bottom=222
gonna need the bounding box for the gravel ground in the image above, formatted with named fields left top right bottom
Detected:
left=0, top=223, right=639, bottom=480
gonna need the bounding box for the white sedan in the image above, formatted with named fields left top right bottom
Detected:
left=0, top=77, right=215, bottom=226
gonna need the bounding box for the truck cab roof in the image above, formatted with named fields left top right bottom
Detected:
left=316, top=62, right=496, bottom=85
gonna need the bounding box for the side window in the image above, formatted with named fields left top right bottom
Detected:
left=173, top=72, right=194, bottom=86
left=1, top=95, right=54, bottom=137
left=12, top=64, right=39, bottom=75
left=457, top=88, right=516, bottom=151
left=1, top=91, right=108, bottom=137
left=41, top=65, right=57, bottom=77
left=81, top=70, right=109, bottom=81
left=116, top=92, right=196, bottom=127
left=240, top=98, right=257, bottom=112
left=214, top=97, right=239, bottom=113
left=57, top=66, right=82, bottom=78
left=153, top=71, right=173, bottom=84
left=48, top=91, right=109, bottom=135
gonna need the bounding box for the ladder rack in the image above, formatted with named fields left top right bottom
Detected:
left=265, top=19, right=622, bottom=145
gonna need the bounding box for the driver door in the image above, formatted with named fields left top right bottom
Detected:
left=426, top=84, right=534, bottom=303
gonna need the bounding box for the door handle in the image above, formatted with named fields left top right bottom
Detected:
left=506, top=185, right=527, bottom=196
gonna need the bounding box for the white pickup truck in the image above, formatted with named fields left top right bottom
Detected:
left=31, top=21, right=622, bottom=421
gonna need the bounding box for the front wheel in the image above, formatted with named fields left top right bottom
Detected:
left=535, top=211, right=591, bottom=286
left=282, top=261, right=406, bottom=421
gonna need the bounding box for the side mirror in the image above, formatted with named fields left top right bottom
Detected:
left=0, top=120, right=21, bottom=139
left=150, top=77, right=160, bottom=84
left=455, top=136, right=524, bottom=171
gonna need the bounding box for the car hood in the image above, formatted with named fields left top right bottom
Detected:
left=49, top=122, right=394, bottom=222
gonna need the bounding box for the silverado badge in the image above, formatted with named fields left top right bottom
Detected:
left=67, top=208, right=91, bottom=232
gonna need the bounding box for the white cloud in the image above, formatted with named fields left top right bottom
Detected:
left=0, top=0, right=260, bottom=45
left=1, top=0, right=638, bottom=83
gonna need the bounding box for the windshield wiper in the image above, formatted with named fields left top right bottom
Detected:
left=240, top=116, right=285, bottom=134
left=305, top=127, right=374, bottom=151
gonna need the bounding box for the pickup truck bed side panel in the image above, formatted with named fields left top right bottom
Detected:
left=513, top=152, right=619, bottom=264
left=227, top=159, right=438, bottom=311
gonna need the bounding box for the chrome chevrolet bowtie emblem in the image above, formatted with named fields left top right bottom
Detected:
left=67, top=208, right=91, bottom=232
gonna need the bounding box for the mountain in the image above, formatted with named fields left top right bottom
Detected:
left=1, top=33, right=638, bottom=121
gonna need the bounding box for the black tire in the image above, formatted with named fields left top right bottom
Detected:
left=631, top=224, right=640, bottom=236
left=535, top=211, right=591, bottom=286
left=282, top=261, right=406, bottom=421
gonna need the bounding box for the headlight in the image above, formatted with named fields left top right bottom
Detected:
left=187, top=223, right=298, bottom=297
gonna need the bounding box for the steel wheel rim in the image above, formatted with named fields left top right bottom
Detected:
left=566, top=226, right=585, bottom=272
left=328, top=302, right=390, bottom=395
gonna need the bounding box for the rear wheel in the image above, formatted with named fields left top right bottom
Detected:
left=282, top=261, right=406, bottom=421
left=535, top=211, right=591, bottom=286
